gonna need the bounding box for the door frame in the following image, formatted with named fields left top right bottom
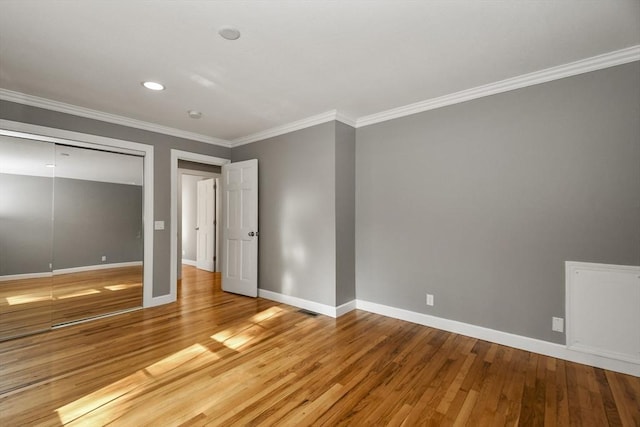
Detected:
left=170, top=150, right=229, bottom=301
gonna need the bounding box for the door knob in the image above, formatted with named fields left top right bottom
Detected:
left=248, top=231, right=255, bottom=237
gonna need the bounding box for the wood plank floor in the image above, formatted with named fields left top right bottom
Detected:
left=52, top=265, right=143, bottom=325
left=0, top=266, right=142, bottom=340
left=0, top=266, right=638, bottom=426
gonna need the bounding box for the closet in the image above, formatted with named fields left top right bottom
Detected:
left=0, top=134, right=144, bottom=340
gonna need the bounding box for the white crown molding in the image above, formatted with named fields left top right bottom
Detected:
left=231, top=109, right=358, bottom=147
left=0, top=88, right=232, bottom=148
left=230, top=45, right=639, bottom=142
left=356, top=45, right=640, bottom=128
left=3, top=46, right=637, bottom=147
left=335, top=111, right=357, bottom=128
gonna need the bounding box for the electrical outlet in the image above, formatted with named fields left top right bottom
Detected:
left=101, top=255, right=107, bottom=262
left=426, top=293, right=434, bottom=306
left=552, top=317, right=564, bottom=332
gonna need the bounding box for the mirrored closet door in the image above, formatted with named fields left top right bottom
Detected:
left=51, top=144, right=144, bottom=325
left=0, top=134, right=144, bottom=340
left=0, top=136, right=54, bottom=339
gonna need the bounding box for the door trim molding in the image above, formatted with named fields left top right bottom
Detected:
left=170, top=150, right=230, bottom=303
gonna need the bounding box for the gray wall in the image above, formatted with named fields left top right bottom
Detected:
left=0, top=173, right=53, bottom=275
left=355, top=62, right=640, bottom=344
left=1, top=100, right=231, bottom=297
left=335, top=122, right=356, bottom=305
left=4, top=61, right=636, bottom=346
left=53, top=178, right=143, bottom=269
left=0, top=174, right=141, bottom=273
left=232, top=122, right=338, bottom=306
left=232, top=120, right=357, bottom=307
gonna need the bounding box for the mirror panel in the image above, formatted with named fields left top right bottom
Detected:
left=1, top=135, right=145, bottom=339
left=51, top=145, right=144, bottom=324
left=0, top=136, right=54, bottom=339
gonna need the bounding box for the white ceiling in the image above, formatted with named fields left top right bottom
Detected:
left=0, top=1, right=639, bottom=144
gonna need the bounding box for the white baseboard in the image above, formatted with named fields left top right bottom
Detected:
left=181, top=259, right=197, bottom=267
left=0, top=271, right=52, bottom=282
left=53, top=261, right=143, bottom=275
left=147, top=293, right=176, bottom=308
left=336, top=300, right=357, bottom=317
left=1, top=262, right=143, bottom=281
left=355, top=299, right=640, bottom=377
left=258, top=289, right=337, bottom=317
left=258, top=289, right=357, bottom=318
left=151, top=281, right=639, bottom=376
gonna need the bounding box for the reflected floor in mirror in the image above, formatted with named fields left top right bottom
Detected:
left=0, top=265, right=638, bottom=426
left=0, top=266, right=142, bottom=341
left=0, top=276, right=52, bottom=339
left=52, top=265, right=143, bottom=325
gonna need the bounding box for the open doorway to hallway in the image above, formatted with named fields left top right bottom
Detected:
left=170, top=150, right=230, bottom=303
left=178, top=160, right=221, bottom=284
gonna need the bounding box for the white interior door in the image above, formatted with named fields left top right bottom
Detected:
left=196, top=178, right=215, bottom=272
left=222, top=159, right=258, bottom=297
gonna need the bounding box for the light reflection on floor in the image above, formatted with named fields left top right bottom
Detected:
left=4, top=282, right=142, bottom=305
left=55, top=306, right=287, bottom=423
left=55, top=343, right=220, bottom=424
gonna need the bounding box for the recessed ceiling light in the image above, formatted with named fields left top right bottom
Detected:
left=45, top=163, right=55, bottom=168
left=142, top=81, right=165, bottom=91
left=188, top=110, right=202, bottom=119
left=218, top=26, right=241, bottom=41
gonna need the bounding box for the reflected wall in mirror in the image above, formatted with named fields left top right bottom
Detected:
left=0, top=136, right=144, bottom=340
left=52, top=145, right=144, bottom=325
left=0, top=136, right=54, bottom=339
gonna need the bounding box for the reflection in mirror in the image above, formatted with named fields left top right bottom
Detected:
left=0, top=136, right=54, bottom=339
left=52, top=145, right=144, bottom=324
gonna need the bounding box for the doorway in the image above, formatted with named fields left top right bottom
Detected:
left=170, top=150, right=230, bottom=303
left=178, top=166, right=220, bottom=273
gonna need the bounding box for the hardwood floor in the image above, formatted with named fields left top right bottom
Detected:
left=0, top=266, right=638, bottom=426
left=0, top=266, right=142, bottom=340
left=0, top=276, right=52, bottom=339
left=52, top=265, right=143, bottom=325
